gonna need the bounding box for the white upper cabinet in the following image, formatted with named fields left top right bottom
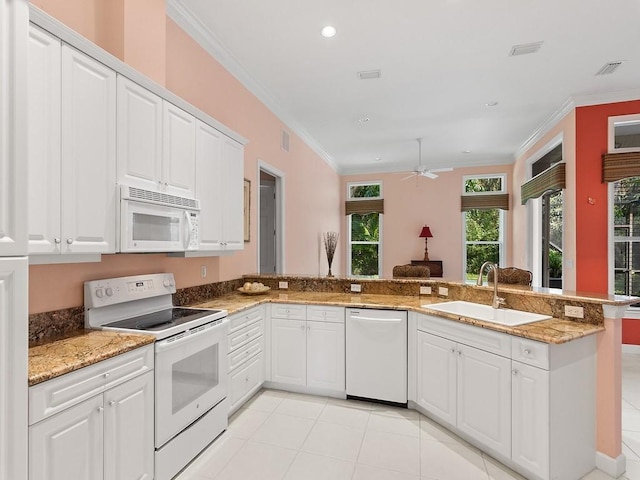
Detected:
left=195, top=120, right=223, bottom=250
left=163, top=101, right=196, bottom=198
left=27, top=25, right=61, bottom=255
left=220, top=137, right=244, bottom=250
left=195, top=122, right=244, bottom=252
left=27, top=29, right=116, bottom=257
left=60, top=45, right=116, bottom=254
left=116, top=76, right=162, bottom=192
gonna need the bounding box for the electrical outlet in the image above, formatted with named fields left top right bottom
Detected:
left=351, top=284, right=362, bottom=293
left=200, top=265, right=207, bottom=278
left=278, top=281, right=288, bottom=289
left=564, top=305, right=584, bottom=318
left=438, top=286, right=449, bottom=296
left=420, top=286, right=432, bottom=295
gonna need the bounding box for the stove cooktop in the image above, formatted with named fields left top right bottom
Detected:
left=103, top=307, right=223, bottom=332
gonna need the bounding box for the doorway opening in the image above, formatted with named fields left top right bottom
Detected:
left=258, top=162, right=285, bottom=274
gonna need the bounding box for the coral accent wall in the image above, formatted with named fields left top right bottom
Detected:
left=341, top=165, right=513, bottom=280
left=27, top=3, right=341, bottom=313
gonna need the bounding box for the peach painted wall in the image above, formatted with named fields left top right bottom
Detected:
left=511, top=111, right=577, bottom=289
left=27, top=3, right=341, bottom=313
left=341, top=165, right=513, bottom=280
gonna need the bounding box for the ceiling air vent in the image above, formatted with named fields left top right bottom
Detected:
left=281, top=129, right=290, bottom=152
left=596, top=61, right=624, bottom=76
left=357, top=69, right=381, bottom=80
left=509, top=41, right=543, bottom=56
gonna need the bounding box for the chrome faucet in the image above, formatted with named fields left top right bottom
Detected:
left=476, top=262, right=506, bottom=309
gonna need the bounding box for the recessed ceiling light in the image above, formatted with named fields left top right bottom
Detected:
left=463, top=150, right=472, bottom=154
left=358, top=117, right=370, bottom=124
left=485, top=101, right=499, bottom=107
left=375, top=157, right=382, bottom=162
left=321, top=25, right=336, bottom=38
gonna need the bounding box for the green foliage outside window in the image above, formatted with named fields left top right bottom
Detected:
left=351, top=212, right=380, bottom=276
left=614, top=177, right=640, bottom=300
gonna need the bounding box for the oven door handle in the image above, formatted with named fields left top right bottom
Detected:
left=183, top=210, right=193, bottom=250
left=155, top=321, right=227, bottom=353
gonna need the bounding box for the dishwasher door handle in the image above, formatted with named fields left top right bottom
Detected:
left=350, top=315, right=403, bottom=323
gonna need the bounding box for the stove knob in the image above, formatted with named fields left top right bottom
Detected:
left=96, top=288, right=104, bottom=298
left=105, top=288, right=113, bottom=297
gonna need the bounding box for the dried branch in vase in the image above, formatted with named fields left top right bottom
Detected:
left=323, top=232, right=339, bottom=277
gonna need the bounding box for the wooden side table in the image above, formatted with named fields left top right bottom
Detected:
left=411, top=260, right=443, bottom=277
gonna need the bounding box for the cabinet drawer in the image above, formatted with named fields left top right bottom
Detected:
left=512, top=338, right=549, bottom=370
left=418, top=314, right=511, bottom=358
left=228, top=307, right=262, bottom=334
left=228, top=319, right=263, bottom=353
left=230, top=353, right=264, bottom=409
left=29, top=345, right=154, bottom=425
left=228, top=336, right=263, bottom=373
left=306, top=305, right=344, bottom=323
left=271, top=303, right=306, bottom=320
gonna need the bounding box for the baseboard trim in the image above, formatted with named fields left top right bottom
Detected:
left=622, top=344, right=640, bottom=354
left=596, top=451, right=626, bottom=478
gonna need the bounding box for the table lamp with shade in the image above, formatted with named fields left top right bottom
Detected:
left=419, top=226, right=433, bottom=261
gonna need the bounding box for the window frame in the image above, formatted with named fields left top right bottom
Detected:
left=461, top=174, right=507, bottom=283
left=608, top=113, right=640, bottom=154
left=346, top=181, right=383, bottom=278
left=608, top=177, right=640, bottom=318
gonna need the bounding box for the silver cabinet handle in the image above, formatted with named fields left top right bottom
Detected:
left=523, top=349, right=531, bottom=355
left=450, top=348, right=455, bottom=353
left=512, top=370, right=518, bottom=376
left=54, top=238, right=61, bottom=244
left=66, top=238, right=73, bottom=244
left=457, top=350, right=462, bottom=356
left=103, top=373, right=110, bottom=378
left=97, top=406, right=104, bottom=413
left=109, top=400, right=116, bottom=407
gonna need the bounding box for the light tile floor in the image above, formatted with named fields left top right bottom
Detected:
left=176, top=352, right=640, bottom=480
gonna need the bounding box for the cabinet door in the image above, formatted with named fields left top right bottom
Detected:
left=162, top=101, right=196, bottom=197
left=457, top=344, right=511, bottom=458
left=117, top=76, right=163, bottom=191
left=512, top=361, right=549, bottom=479
left=195, top=120, right=223, bottom=250
left=29, top=395, right=104, bottom=480
left=271, top=318, right=306, bottom=386
left=307, top=321, right=345, bottom=391
left=27, top=25, right=61, bottom=254
left=416, top=331, right=456, bottom=426
left=230, top=353, right=264, bottom=413
left=220, top=137, right=244, bottom=250
left=60, top=45, right=116, bottom=254
left=104, top=371, right=154, bottom=480
left=0, top=258, right=28, bottom=480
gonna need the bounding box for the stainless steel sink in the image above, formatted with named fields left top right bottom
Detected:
left=423, top=300, right=551, bottom=326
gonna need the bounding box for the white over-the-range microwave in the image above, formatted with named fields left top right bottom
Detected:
left=119, top=185, right=201, bottom=253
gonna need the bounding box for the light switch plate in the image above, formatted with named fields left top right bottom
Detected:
left=420, top=286, right=432, bottom=295
left=278, top=281, right=288, bottom=289
left=565, top=305, right=584, bottom=318
left=438, top=286, right=449, bottom=296
left=351, top=284, right=362, bottom=293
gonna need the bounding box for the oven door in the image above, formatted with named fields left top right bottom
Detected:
left=154, top=319, right=228, bottom=448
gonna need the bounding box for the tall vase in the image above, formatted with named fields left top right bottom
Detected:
left=327, top=261, right=333, bottom=277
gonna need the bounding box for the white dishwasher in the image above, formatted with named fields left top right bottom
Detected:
left=346, top=308, right=407, bottom=405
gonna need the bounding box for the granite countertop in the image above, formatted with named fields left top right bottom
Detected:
left=28, top=330, right=155, bottom=386
left=28, top=289, right=608, bottom=387
left=193, top=291, right=605, bottom=345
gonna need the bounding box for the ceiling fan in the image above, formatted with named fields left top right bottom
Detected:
left=400, top=138, right=453, bottom=181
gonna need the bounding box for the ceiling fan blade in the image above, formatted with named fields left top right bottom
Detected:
left=400, top=173, right=417, bottom=181
left=421, top=171, right=439, bottom=179
left=429, top=167, right=454, bottom=173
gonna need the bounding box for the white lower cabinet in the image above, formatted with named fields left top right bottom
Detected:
left=227, top=306, right=265, bottom=415
left=269, top=304, right=345, bottom=394
left=417, top=330, right=511, bottom=458
left=415, top=313, right=595, bottom=480
left=29, top=346, right=154, bottom=480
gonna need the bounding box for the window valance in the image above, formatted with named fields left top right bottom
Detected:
left=345, top=199, right=384, bottom=215
left=460, top=194, right=509, bottom=211
left=602, top=151, right=640, bottom=182
left=520, top=163, right=566, bottom=205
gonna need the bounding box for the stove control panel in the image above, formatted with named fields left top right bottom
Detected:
left=84, top=273, right=176, bottom=308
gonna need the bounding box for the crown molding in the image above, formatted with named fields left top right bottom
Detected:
left=515, top=97, right=575, bottom=160
left=166, top=0, right=340, bottom=173
left=340, top=157, right=514, bottom=176
left=573, top=88, right=640, bottom=107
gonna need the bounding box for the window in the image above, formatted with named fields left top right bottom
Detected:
left=347, top=182, right=382, bottom=277
left=463, top=175, right=506, bottom=283
left=613, top=177, right=640, bottom=305
left=609, top=114, right=640, bottom=153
